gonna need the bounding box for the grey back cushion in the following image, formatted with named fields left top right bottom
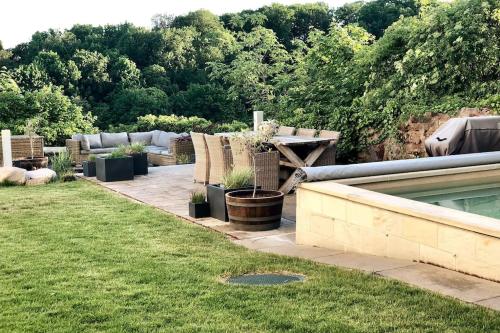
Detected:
left=157, top=132, right=180, bottom=149
left=72, top=133, right=83, bottom=141
left=151, top=130, right=162, bottom=146
left=82, top=134, right=102, bottom=150
left=129, top=132, right=153, bottom=145
left=101, top=132, right=129, bottom=148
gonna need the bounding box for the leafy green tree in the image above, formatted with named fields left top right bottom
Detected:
left=142, top=64, right=172, bottom=92
left=210, top=27, right=290, bottom=112
left=33, top=51, right=81, bottom=94
left=107, top=87, right=169, bottom=125
left=109, top=55, right=141, bottom=89
left=13, top=63, right=50, bottom=91
left=0, top=85, right=95, bottom=144
left=170, top=83, right=243, bottom=122
left=72, top=49, right=110, bottom=100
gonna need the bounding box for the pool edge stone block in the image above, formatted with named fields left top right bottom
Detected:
left=296, top=184, right=500, bottom=282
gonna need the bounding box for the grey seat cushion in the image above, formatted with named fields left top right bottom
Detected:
left=81, top=147, right=118, bottom=154
left=129, top=132, right=153, bottom=145
left=144, top=145, right=164, bottom=153
left=82, top=134, right=102, bottom=150
left=101, top=132, right=129, bottom=148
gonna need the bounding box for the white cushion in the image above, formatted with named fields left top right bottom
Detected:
left=129, top=132, right=153, bottom=145
left=82, top=134, right=102, bottom=150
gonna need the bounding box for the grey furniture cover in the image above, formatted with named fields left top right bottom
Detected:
left=425, top=116, right=500, bottom=156
left=297, top=151, right=500, bottom=183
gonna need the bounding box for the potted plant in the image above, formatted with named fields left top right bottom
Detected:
left=225, top=120, right=285, bottom=231
left=13, top=117, right=48, bottom=170
left=96, top=148, right=134, bottom=182
left=188, top=191, right=210, bottom=218
left=206, top=168, right=255, bottom=222
left=82, top=154, right=97, bottom=177
left=125, top=143, right=148, bottom=175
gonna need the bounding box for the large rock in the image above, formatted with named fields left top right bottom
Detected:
left=0, top=167, right=27, bottom=185
left=25, top=168, right=57, bottom=186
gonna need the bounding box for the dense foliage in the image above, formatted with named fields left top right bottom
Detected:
left=0, top=0, right=498, bottom=159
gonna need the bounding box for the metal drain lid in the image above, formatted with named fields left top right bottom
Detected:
left=226, top=274, right=304, bottom=285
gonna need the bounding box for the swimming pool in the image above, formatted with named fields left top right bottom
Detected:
left=296, top=164, right=500, bottom=282
left=399, top=183, right=500, bottom=220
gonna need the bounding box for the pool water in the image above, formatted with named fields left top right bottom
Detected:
left=398, top=183, right=500, bottom=219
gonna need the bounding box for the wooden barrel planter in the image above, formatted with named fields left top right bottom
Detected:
left=225, top=190, right=284, bottom=231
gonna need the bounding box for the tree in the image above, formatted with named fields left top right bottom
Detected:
left=142, top=64, right=172, bottom=92
left=109, top=55, right=141, bottom=89
left=33, top=51, right=81, bottom=94
left=72, top=49, right=110, bottom=100
left=108, top=87, right=169, bottom=125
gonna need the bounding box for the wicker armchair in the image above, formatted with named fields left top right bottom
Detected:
left=295, top=128, right=317, bottom=137
left=229, top=138, right=279, bottom=190
left=1, top=135, right=44, bottom=166
left=191, top=132, right=210, bottom=184
left=204, top=134, right=233, bottom=185
left=313, top=130, right=341, bottom=166
left=277, top=126, right=295, bottom=136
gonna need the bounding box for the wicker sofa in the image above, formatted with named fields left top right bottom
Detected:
left=66, top=131, right=194, bottom=166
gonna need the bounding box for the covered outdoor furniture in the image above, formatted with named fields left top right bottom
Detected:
left=204, top=134, right=233, bottom=184
left=277, top=126, right=296, bottom=136
left=425, top=116, right=500, bottom=156
left=295, top=128, right=317, bottom=137
left=0, top=135, right=44, bottom=166
left=313, top=130, right=341, bottom=167
left=229, top=137, right=280, bottom=190
left=66, top=131, right=194, bottom=165
left=191, top=132, right=210, bottom=184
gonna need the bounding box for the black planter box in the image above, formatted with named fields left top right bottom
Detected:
left=206, top=184, right=258, bottom=222
left=96, top=156, right=134, bottom=182
left=82, top=160, right=96, bottom=177
left=130, top=153, right=148, bottom=175
left=189, top=202, right=210, bottom=218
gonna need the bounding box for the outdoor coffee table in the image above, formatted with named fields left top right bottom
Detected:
left=270, top=136, right=332, bottom=194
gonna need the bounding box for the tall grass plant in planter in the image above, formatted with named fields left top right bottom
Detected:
left=96, top=150, right=134, bottom=182
left=206, top=168, right=254, bottom=222
left=225, top=121, right=285, bottom=231
left=83, top=154, right=97, bottom=177
left=188, top=191, right=210, bottom=218
left=124, top=143, right=148, bottom=175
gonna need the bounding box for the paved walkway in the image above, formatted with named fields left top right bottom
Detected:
left=83, top=164, right=500, bottom=311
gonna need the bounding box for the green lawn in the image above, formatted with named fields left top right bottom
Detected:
left=0, top=181, right=498, bottom=332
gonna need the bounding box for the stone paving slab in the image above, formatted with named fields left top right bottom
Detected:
left=83, top=164, right=500, bottom=311
left=379, top=263, right=500, bottom=304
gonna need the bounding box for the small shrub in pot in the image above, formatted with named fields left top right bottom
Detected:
left=206, top=168, right=255, bottom=222
left=82, top=154, right=97, bottom=177
left=188, top=191, right=210, bottom=218
left=96, top=150, right=134, bottom=182
left=124, top=143, right=148, bottom=175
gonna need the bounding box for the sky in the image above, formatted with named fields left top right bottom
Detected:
left=0, top=0, right=352, bottom=49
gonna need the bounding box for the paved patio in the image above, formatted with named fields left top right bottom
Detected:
left=83, top=164, right=500, bottom=311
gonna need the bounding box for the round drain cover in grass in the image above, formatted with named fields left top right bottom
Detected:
left=226, top=274, right=304, bottom=285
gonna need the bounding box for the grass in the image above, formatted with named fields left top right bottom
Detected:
left=0, top=181, right=498, bottom=332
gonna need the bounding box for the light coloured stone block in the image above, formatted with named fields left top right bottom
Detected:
left=321, top=195, right=347, bottom=221
left=455, top=256, right=500, bottom=282
left=401, top=217, right=438, bottom=247
left=372, top=210, right=404, bottom=235
left=310, top=214, right=334, bottom=238
left=359, top=226, right=388, bottom=256
left=475, top=234, right=500, bottom=266
left=386, top=235, right=420, bottom=260
left=333, top=220, right=362, bottom=252
left=437, top=225, right=476, bottom=256
left=346, top=202, right=375, bottom=229
left=420, top=245, right=456, bottom=270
